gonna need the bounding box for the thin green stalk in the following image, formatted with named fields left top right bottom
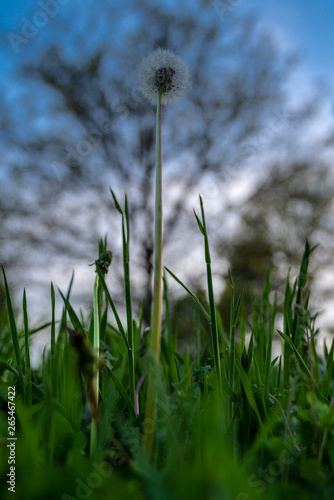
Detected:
left=150, top=89, right=163, bottom=363
left=22, top=289, right=32, bottom=407
left=144, top=90, right=163, bottom=455
left=228, top=270, right=235, bottom=420
left=292, top=240, right=318, bottom=346
left=195, top=305, right=200, bottom=368
left=263, top=293, right=277, bottom=403
left=90, top=273, right=100, bottom=458
left=2, top=266, right=25, bottom=401
left=50, top=282, right=57, bottom=396
left=163, top=273, right=171, bottom=345
left=123, top=195, right=135, bottom=409
left=109, top=189, right=135, bottom=409
left=194, top=195, right=222, bottom=395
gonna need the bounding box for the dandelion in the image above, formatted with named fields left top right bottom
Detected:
left=139, top=49, right=190, bottom=455
left=139, top=48, right=190, bottom=105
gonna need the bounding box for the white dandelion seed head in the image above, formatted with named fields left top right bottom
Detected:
left=138, top=48, right=190, bottom=105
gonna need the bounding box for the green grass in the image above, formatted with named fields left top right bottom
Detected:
left=0, top=193, right=333, bottom=500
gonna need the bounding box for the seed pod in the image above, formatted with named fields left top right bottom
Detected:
left=89, top=250, right=113, bottom=274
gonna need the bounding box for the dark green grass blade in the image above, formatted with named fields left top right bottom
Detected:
left=110, top=187, right=123, bottom=214
left=253, top=356, right=268, bottom=418
left=278, top=330, right=327, bottom=403
left=263, top=294, right=277, bottom=403
left=235, top=359, right=262, bottom=425
left=58, top=289, right=86, bottom=334
left=50, top=282, right=57, bottom=395
left=95, top=266, right=129, bottom=349
left=27, top=321, right=56, bottom=336
left=292, top=240, right=319, bottom=344
left=163, top=274, right=172, bottom=345
left=283, top=269, right=296, bottom=386
left=22, top=289, right=32, bottom=407
left=297, top=239, right=319, bottom=290
left=278, top=330, right=312, bottom=378
left=165, top=267, right=210, bottom=322
left=322, top=339, right=334, bottom=397
left=275, top=355, right=282, bottom=396
left=107, top=367, right=136, bottom=418
left=122, top=193, right=135, bottom=408
left=0, top=355, right=65, bottom=412
left=229, top=286, right=243, bottom=399
left=196, top=195, right=222, bottom=393
left=2, top=266, right=25, bottom=399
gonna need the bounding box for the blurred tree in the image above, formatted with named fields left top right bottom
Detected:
left=216, top=159, right=334, bottom=331
left=0, top=0, right=330, bottom=325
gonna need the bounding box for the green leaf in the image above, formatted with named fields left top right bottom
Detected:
left=110, top=188, right=123, bottom=214
left=2, top=266, right=25, bottom=398
left=192, top=365, right=211, bottom=377
left=22, top=289, right=32, bottom=406
left=164, top=267, right=210, bottom=322
left=221, top=378, right=237, bottom=402
left=107, top=367, right=136, bottom=418
left=228, top=269, right=234, bottom=288
left=297, top=239, right=318, bottom=289
left=58, top=289, right=85, bottom=334
left=277, top=330, right=311, bottom=378
left=234, top=291, right=243, bottom=325
left=322, top=339, right=334, bottom=397
left=278, top=330, right=327, bottom=403
left=193, top=209, right=204, bottom=235
left=270, top=356, right=279, bottom=369
left=95, top=266, right=129, bottom=349
left=235, top=359, right=262, bottom=425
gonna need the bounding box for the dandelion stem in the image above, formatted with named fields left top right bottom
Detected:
left=144, top=89, right=163, bottom=455
left=151, top=90, right=163, bottom=361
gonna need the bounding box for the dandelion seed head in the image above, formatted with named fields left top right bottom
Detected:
left=139, top=48, right=190, bottom=105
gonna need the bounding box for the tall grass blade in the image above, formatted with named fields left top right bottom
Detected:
left=196, top=195, right=222, bottom=394
left=235, top=359, right=262, bottom=425
left=263, top=293, right=277, bottom=403
left=292, top=240, right=318, bottom=345
left=164, top=267, right=210, bottom=322
left=58, top=289, right=85, bottom=334
left=108, top=368, right=136, bottom=418
left=95, top=265, right=129, bottom=349
left=22, top=289, right=32, bottom=407
left=90, top=273, right=100, bottom=458
left=50, top=282, right=57, bottom=396
left=122, top=193, right=135, bottom=409
left=2, top=266, right=25, bottom=400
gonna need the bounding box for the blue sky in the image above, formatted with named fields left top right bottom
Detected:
left=245, top=0, right=334, bottom=85
left=0, top=0, right=36, bottom=29
left=1, top=0, right=333, bottom=86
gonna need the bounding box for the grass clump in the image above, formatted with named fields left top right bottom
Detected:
left=0, top=198, right=333, bottom=499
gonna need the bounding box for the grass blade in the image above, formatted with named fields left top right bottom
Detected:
left=22, top=289, right=32, bottom=407
left=58, top=289, right=85, bottom=334
left=165, top=267, right=210, bottom=322
left=235, top=359, right=262, bottom=425
left=2, top=266, right=25, bottom=400
left=108, top=368, right=136, bottom=418
left=95, top=265, right=129, bottom=349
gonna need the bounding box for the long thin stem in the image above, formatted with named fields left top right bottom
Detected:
left=109, top=189, right=136, bottom=408
left=151, top=90, right=163, bottom=361
left=90, top=273, right=100, bottom=458
left=123, top=196, right=135, bottom=409
left=194, top=196, right=222, bottom=395
left=23, top=289, right=32, bottom=407
left=143, top=90, right=163, bottom=455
